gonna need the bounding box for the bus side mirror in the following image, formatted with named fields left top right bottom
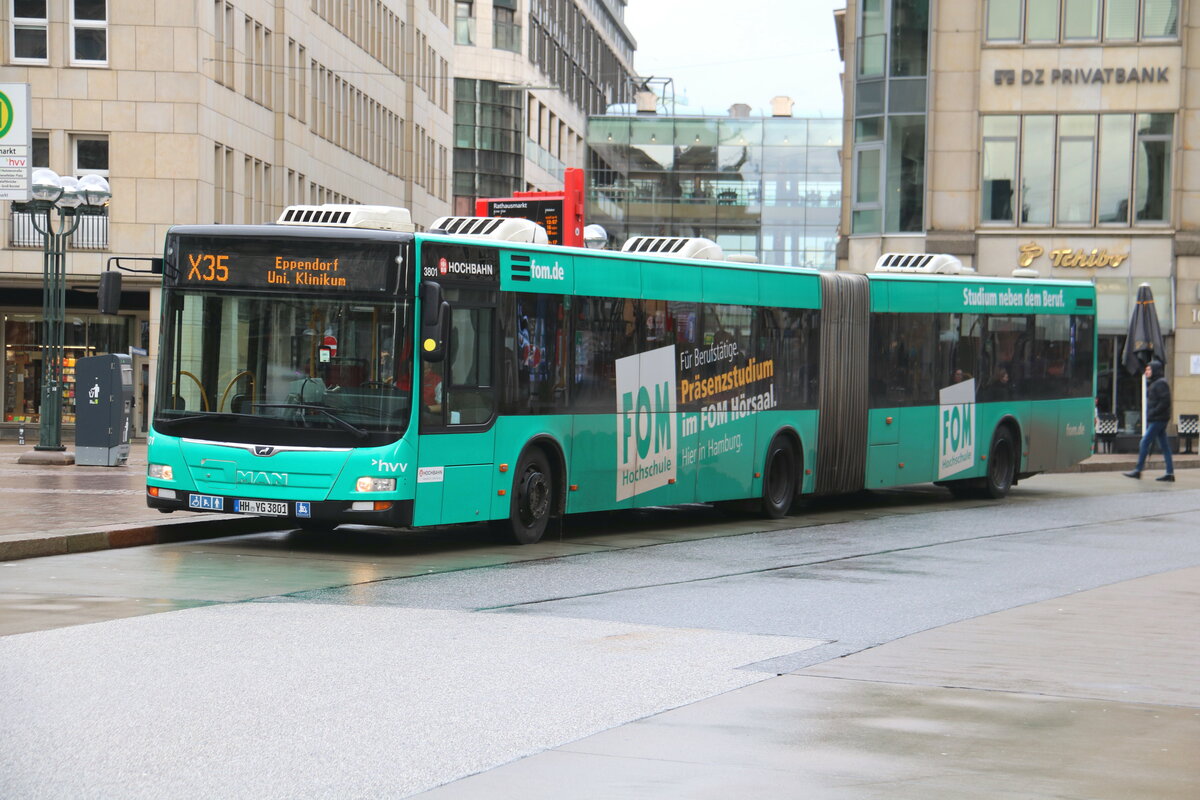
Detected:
left=99, top=270, right=122, bottom=315
left=420, top=282, right=449, bottom=362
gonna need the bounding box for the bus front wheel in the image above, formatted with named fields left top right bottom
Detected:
left=761, top=437, right=798, bottom=519
left=503, top=448, right=555, bottom=545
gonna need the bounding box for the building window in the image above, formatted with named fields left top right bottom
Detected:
left=885, top=115, right=925, bottom=232
left=979, top=114, right=1173, bottom=227
left=981, top=117, right=1018, bottom=224
left=851, top=0, right=929, bottom=235
left=493, top=0, right=520, bottom=53
left=1135, top=113, right=1171, bottom=222
left=985, top=0, right=1177, bottom=42
left=31, top=132, right=49, bottom=168
left=73, top=136, right=109, bottom=177
left=71, top=0, right=107, bottom=64
left=1056, top=116, right=1096, bottom=225
left=11, top=0, right=48, bottom=62
left=1063, top=0, right=1100, bottom=40
left=858, top=0, right=886, bottom=77
left=852, top=144, right=883, bottom=232
left=455, top=1, right=474, bottom=45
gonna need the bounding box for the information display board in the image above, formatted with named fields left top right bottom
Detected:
left=475, top=167, right=584, bottom=247
left=169, top=236, right=398, bottom=293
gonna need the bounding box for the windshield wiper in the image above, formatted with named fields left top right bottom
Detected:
left=158, top=412, right=258, bottom=425
left=253, top=403, right=369, bottom=439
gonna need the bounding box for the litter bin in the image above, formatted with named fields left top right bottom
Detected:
left=74, top=354, right=133, bottom=466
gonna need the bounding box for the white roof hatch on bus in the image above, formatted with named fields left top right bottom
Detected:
left=621, top=236, right=725, bottom=261
left=874, top=252, right=973, bottom=274
left=429, top=216, right=550, bottom=244
left=276, top=204, right=416, bottom=232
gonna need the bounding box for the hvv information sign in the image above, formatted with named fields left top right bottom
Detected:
left=0, top=84, right=31, bottom=201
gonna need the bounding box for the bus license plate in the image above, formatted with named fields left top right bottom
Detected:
left=236, top=499, right=289, bottom=516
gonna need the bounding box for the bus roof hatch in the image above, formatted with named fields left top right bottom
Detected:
left=428, top=216, right=550, bottom=244
left=873, top=252, right=973, bottom=274
left=277, top=204, right=416, bottom=232
left=621, top=236, right=724, bottom=261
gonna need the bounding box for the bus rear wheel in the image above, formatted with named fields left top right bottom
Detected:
left=761, top=437, right=798, bottom=519
left=502, top=448, right=555, bottom=545
left=983, top=428, right=1016, bottom=499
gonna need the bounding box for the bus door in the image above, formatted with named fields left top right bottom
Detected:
left=413, top=291, right=498, bottom=526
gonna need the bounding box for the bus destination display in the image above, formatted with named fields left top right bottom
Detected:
left=172, top=237, right=396, bottom=293
left=485, top=199, right=563, bottom=245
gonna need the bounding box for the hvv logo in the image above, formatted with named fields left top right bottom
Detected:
left=615, top=345, right=676, bottom=501
left=938, top=378, right=976, bottom=479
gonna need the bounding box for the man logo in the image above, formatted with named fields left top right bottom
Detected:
left=253, top=445, right=275, bottom=457
left=438, top=257, right=449, bottom=275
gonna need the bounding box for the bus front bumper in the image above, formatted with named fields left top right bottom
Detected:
left=146, top=488, right=414, bottom=528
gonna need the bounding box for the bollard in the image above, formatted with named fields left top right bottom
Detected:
left=18, top=425, right=24, bottom=446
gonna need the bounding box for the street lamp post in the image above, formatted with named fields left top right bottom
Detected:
left=17, top=169, right=111, bottom=464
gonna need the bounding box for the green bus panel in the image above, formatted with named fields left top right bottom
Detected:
left=440, top=465, right=494, bottom=524
left=694, top=410, right=757, bottom=503
left=575, top=254, right=640, bottom=299
left=879, top=276, right=1093, bottom=316
left=897, top=405, right=941, bottom=483
left=500, top=250, right=575, bottom=294
left=627, top=412, right=700, bottom=509
left=562, top=414, right=627, bottom=514
left=414, top=429, right=495, bottom=526
left=1057, top=397, right=1095, bottom=468
left=868, top=279, right=890, bottom=312
left=641, top=262, right=704, bottom=302
left=792, top=411, right=821, bottom=495
left=702, top=265, right=759, bottom=306
left=758, top=271, right=821, bottom=310
left=865, top=444, right=898, bottom=487
left=867, top=408, right=900, bottom=446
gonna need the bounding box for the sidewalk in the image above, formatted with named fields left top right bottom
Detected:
left=0, top=440, right=275, bottom=561
left=0, top=439, right=1196, bottom=562
left=418, top=565, right=1200, bottom=799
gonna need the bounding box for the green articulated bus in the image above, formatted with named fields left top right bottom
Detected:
left=145, top=206, right=1096, bottom=544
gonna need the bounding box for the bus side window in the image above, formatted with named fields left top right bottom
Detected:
left=445, top=306, right=494, bottom=426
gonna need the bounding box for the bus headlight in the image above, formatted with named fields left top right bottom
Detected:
left=356, top=477, right=395, bottom=492
left=148, top=464, right=174, bottom=480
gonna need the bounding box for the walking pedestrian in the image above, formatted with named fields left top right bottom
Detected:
left=1123, top=359, right=1174, bottom=482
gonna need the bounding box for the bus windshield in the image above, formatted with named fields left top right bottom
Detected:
left=154, top=288, right=413, bottom=447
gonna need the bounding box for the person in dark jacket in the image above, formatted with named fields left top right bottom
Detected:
left=1124, top=359, right=1174, bottom=482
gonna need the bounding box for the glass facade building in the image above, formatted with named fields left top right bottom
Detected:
left=851, top=0, right=929, bottom=235
left=585, top=115, right=843, bottom=269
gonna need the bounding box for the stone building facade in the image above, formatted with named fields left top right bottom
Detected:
left=837, top=0, right=1198, bottom=429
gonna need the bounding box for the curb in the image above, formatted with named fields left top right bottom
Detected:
left=1060, top=457, right=1195, bottom=474
left=1, top=458, right=1193, bottom=563
left=0, top=517, right=281, bottom=562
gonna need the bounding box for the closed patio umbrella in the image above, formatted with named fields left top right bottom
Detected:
left=1123, top=283, right=1165, bottom=431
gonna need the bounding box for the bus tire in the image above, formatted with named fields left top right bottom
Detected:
left=761, top=436, right=798, bottom=519
left=505, top=448, right=555, bottom=545
left=983, top=428, right=1016, bottom=499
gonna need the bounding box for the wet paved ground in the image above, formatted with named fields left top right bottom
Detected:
left=432, top=569, right=1198, bottom=799
left=1, top=440, right=1197, bottom=798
